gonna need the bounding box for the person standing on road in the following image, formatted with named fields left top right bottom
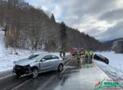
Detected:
left=60, top=49, right=66, bottom=59
left=80, top=49, right=94, bottom=64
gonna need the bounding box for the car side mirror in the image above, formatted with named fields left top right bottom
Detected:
left=41, top=58, right=45, bottom=62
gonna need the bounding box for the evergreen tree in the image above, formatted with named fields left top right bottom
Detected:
left=51, top=13, right=55, bottom=23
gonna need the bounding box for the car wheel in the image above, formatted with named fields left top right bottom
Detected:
left=58, top=64, right=64, bottom=72
left=32, top=68, right=38, bottom=78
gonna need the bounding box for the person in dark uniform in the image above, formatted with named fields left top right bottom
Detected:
left=60, top=49, right=66, bottom=59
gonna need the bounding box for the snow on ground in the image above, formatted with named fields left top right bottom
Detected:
left=0, top=29, right=47, bottom=72
left=96, top=51, right=123, bottom=71
left=0, top=47, right=48, bottom=72
left=95, top=51, right=123, bottom=80
left=0, top=29, right=66, bottom=72
left=0, top=49, right=32, bottom=72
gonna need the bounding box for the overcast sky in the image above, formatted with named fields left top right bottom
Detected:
left=26, top=0, right=123, bottom=41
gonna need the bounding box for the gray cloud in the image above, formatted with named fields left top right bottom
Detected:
left=84, top=0, right=116, bottom=15
left=96, top=21, right=123, bottom=41
left=99, top=8, right=123, bottom=22
left=27, top=0, right=123, bottom=41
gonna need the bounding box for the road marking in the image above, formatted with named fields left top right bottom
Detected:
left=11, top=79, right=31, bottom=90
left=0, top=74, right=13, bottom=80
left=37, top=75, right=56, bottom=90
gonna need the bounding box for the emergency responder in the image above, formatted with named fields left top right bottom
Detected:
left=75, top=50, right=82, bottom=67
left=60, top=50, right=66, bottom=59
left=79, top=49, right=86, bottom=64
left=80, top=49, right=94, bottom=64
left=59, top=47, right=66, bottom=60
left=87, top=50, right=94, bottom=64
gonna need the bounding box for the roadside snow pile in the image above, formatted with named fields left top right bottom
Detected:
left=0, top=49, right=67, bottom=72
left=0, top=30, right=47, bottom=72
left=95, top=52, right=123, bottom=80
left=0, top=49, right=47, bottom=72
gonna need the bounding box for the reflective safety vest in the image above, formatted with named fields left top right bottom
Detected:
left=84, top=50, right=94, bottom=58
left=89, top=51, right=94, bottom=58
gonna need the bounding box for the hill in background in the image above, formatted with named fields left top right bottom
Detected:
left=0, top=0, right=107, bottom=51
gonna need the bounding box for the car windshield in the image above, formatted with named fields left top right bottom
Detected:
left=28, top=54, right=39, bottom=59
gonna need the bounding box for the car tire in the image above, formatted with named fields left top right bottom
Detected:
left=32, top=68, right=38, bottom=78
left=58, top=64, right=64, bottom=72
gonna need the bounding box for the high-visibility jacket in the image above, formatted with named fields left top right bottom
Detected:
left=89, top=51, right=94, bottom=59
left=85, top=50, right=89, bottom=58
left=83, top=50, right=94, bottom=58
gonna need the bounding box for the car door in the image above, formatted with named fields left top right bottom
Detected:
left=51, top=55, right=60, bottom=69
left=39, top=55, right=54, bottom=71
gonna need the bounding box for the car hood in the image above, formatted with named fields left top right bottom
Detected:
left=14, top=58, right=36, bottom=66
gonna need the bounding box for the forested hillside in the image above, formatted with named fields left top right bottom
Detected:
left=0, top=0, right=106, bottom=51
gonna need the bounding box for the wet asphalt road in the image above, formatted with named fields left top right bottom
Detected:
left=0, top=64, right=111, bottom=90
left=0, top=66, right=80, bottom=90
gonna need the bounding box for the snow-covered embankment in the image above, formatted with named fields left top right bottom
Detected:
left=95, top=52, right=123, bottom=80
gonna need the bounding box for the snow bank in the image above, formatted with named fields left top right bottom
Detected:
left=95, top=51, right=123, bottom=80
left=0, top=49, right=43, bottom=72
left=0, top=30, right=47, bottom=72
left=96, top=51, right=123, bottom=71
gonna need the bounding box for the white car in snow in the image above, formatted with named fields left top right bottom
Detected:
left=13, top=53, right=64, bottom=78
